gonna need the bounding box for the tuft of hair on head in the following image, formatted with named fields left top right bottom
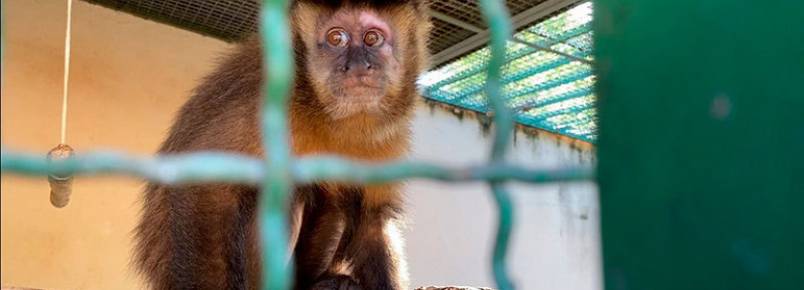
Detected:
left=293, top=0, right=427, bottom=10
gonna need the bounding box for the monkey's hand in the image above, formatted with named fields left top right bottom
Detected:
left=310, top=274, right=362, bottom=290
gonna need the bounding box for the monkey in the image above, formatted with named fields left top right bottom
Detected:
left=133, top=0, right=430, bottom=289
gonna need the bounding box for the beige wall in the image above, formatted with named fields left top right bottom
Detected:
left=1, top=0, right=228, bottom=288
left=1, top=1, right=602, bottom=289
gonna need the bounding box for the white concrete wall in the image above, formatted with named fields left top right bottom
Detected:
left=405, top=106, right=601, bottom=290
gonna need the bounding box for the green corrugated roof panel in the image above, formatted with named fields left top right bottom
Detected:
left=420, top=2, right=596, bottom=142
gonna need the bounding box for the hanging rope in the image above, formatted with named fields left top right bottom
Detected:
left=60, top=0, right=73, bottom=144
left=48, top=0, right=75, bottom=208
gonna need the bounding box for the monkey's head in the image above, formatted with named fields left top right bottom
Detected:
left=292, top=0, right=430, bottom=121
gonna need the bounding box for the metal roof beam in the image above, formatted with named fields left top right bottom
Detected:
left=429, top=10, right=484, bottom=33
left=430, top=0, right=584, bottom=66
left=510, top=37, right=592, bottom=65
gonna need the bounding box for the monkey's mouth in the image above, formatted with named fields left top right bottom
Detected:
left=338, top=88, right=385, bottom=106
left=342, top=75, right=384, bottom=89
left=344, top=84, right=382, bottom=91
left=336, top=76, right=386, bottom=100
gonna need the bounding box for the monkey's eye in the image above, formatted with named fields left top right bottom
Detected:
left=326, top=28, right=350, bottom=47
left=363, top=30, right=385, bottom=47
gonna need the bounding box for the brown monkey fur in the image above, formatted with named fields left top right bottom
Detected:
left=134, top=1, right=430, bottom=289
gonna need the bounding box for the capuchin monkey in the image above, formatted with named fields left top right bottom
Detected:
left=134, top=0, right=430, bottom=289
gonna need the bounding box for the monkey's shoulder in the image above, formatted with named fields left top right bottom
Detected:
left=159, top=43, right=265, bottom=154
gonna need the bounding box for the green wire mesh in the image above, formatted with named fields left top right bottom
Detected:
left=0, top=1, right=594, bottom=289
left=420, top=2, right=596, bottom=142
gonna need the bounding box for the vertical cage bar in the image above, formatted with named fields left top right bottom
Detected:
left=259, top=0, right=294, bottom=289
left=478, top=0, right=515, bottom=290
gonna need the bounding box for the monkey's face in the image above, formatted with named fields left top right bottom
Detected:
left=295, top=4, right=420, bottom=120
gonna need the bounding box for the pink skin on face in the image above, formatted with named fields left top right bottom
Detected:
left=358, top=12, right=393, bottom=45
left=320, top=9, right=394, bottom=49
left=310, top=8, right=403, bottom=118
left=358, top=11, right=397, bottom=61
left=319, top=9, right=400, bottom=88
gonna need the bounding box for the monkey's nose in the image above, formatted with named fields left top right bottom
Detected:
left=343, top=61, right=373, bottom=72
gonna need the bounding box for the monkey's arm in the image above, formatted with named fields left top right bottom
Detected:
left=293, top=185, right=349, bottom=290
left=347, top=185, right=408, bottom=290
left=350, top=217, right=407, bottom=290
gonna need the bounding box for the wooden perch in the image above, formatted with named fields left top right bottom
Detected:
left=415, top=286, right=493, bottom=290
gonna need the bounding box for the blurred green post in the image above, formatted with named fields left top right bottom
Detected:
left=596, top=1, right=804, bottom=289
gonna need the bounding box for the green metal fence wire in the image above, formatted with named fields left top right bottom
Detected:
left=479, top=0, right=516, bottom=289
left=0, top=1, right=594, bottom=289
left=260, top=0, right=294, bottom=288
